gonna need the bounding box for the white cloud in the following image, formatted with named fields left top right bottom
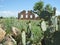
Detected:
left=56, top=10, right=60, bottom=16
left=0, top=11, right=18, bottom=17
left=0, top=10, right=60, bottom=17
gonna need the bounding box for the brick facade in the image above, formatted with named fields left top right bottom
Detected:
left=18, top=10, right=40, bottom=20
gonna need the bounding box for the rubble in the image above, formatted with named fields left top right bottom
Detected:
left=11, top=27, right=21, bottom=36
left=0, top=28, right=6, bottom=42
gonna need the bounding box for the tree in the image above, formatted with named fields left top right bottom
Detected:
left=53, top=7, right=56, bottom=15
left=45, top=4, right=52, bottom=12
left=33, top=1, right=53, bottom=20
left=33, top=1, right=44, bottom=16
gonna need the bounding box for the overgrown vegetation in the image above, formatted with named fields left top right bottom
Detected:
left=0, top=18, right=43, bottom=43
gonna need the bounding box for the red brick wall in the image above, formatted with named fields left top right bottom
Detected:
left=18, top=10, right=40, bottom=20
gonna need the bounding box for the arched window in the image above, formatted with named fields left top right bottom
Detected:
left=30, top=15, right=33, bottom=18
left=26, top=15, right=28, bottom=18
left=21, top=15, right=23, bottom=18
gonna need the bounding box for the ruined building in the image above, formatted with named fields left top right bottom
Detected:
left=18, top=10, right=39, bottom=20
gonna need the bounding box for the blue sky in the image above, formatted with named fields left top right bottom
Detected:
left=0, top=0, right=60, bottom=17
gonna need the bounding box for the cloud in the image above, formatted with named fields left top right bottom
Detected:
left=0, top=11, right=18, bottom=17
left=56, top=11, right=60, bottom=16
left=0, top=10, right=60, bottom=17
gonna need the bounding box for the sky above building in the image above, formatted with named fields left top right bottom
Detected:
left=0, top=0, right=60, bottom=17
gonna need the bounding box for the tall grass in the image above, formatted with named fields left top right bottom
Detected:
left=0, top=18, right=43, bottom=42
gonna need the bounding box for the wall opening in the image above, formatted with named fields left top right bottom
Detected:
left=21, top=15, right=23, bottom=18
left=26, top=15, right=28, bottom=18
left=30, top=15, right=33, bottom=18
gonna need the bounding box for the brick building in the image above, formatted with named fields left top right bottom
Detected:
left=18, top=10, right=40, bottom=20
